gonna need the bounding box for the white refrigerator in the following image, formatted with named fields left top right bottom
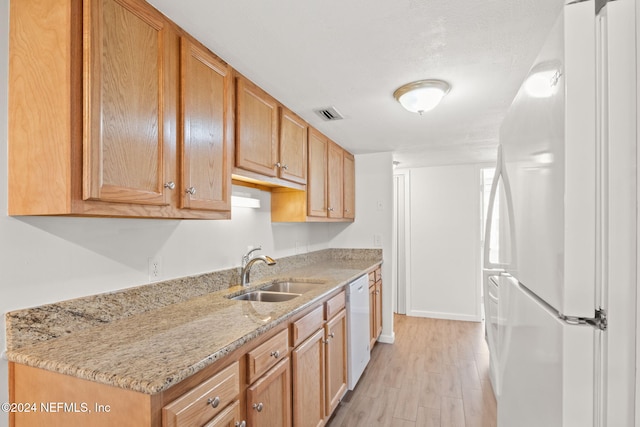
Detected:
left=483, top=0, right=637, bottom=426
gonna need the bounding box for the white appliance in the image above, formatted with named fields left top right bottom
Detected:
left=483, top=1, right=637, bottom=426
left=345, top=274, right=370, bottom=390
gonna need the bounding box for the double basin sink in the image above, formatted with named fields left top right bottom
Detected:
left=229, top=281, right=323, bottom=302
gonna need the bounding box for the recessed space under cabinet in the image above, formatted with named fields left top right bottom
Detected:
left=8, top=0, right=230, bottom=219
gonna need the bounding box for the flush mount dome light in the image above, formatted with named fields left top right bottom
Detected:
left=393, top=79, right=450, bottom=114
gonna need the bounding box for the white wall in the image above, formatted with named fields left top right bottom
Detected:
left=330, top=152, right=395, bottom=343
left=0, top=2, right=392, bottom=424
left=406, top=164, right=481, bottom=321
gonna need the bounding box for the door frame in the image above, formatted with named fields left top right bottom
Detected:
left=392, top=169, right=410, bottom=315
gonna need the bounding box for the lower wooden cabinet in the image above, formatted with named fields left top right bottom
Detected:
left=163, top=361, right=240, bottom=427
left=324, top=309, right=348, bottom=416
left=9, top=287, right=363, bottom=427
left=246, top=357, right=292, bottom=427
left=291, top=300, right=347, bottom=427
left=292, top=328, right=326, bottom=427
left=369, top=268, right=383, bottom=350
left=203, top=400, right=242, bottom=427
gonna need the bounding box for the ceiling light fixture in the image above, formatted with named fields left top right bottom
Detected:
left=393, top=79, right=450, bottom=115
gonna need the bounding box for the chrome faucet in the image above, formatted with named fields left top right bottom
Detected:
left=241, top=247, right=276, bottom=286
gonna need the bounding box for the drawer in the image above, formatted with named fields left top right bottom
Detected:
left=203, top=400, right=240, bottom=427
left=325, top=291, right=345, bottom=320
left=247, top=329, right=289, bottom=384
left=291, top=305, right=324, bottom=347
left=163, top=361, right=239, bottom=427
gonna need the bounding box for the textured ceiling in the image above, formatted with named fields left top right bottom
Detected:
left=148, top=0, right=562, bottom=168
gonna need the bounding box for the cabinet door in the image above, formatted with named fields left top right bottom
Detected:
left=292, top=328, right=325, bottom=427
left=84, top=0, right=168, bottom=205
left=279, top=108, right=308, bottom=185
left=246, top=357, right=292, bottom=427
left=327, top=142, right=344, bottom=218
left=307, top=129, right=328, bottom=217
left=369, top=284, right=377, bottom=350
left=325, top=309, right=347, bottom=417
left=375, top=281, right=383, bottom=339
left=343, top=151, right=355, bottom=219
left=179, top=37, right=231, bottom=211
left=236, top=77, right=279, bottom=177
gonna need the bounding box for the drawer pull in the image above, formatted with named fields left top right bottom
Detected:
left=253, top=402, right=264, bottom=412
left=270, top=350, right=280, bottom=359
left=206, top=396, right=220, bottom=408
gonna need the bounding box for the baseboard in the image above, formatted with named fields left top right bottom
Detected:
left=377, top=332, right=395, bottom=344
left=407, top=310, right=482, bottom=322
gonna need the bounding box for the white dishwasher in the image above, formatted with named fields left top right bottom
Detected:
left=346, top=274, right=370, bottom=390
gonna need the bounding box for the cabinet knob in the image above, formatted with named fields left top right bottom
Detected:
left=270, top=350, right=280, bottom=359
left=328, top=207, right=334, bottom=212
left=164, top=181, right=175, bottom=190
left=323, top=339, right=330, bottom=344
left=344, top=209, right=349, bottom=213
left=253, top=402, right=264, bottom=412
left=207, top=396, right=220, bottom=408
left=282, top=164, right=288, bottom=170
left=329, top=332, right=335, bottom=339
left=235, top=422, right=246, bottom=427
left=275, top=162, right=282, bottom=168
left=185, top=187, right=196, bottom=195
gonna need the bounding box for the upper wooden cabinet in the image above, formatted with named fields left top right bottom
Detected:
left=8, top=0, right=230, bottom=219
left=327, top=142, right=344, bottom=218
left=278, top=108, right=308, bottom=185
left=179, top=36, right=232, bottom=212
left=271, top=128, right=355, bottom=223
left=83, top=0, right=168, bottom=206
left=307, top=129, right=329, bottom=218
left=343, top=151, right=355, bottom=219
left=235, top=76, right=279, bottom=178
left=234, top=76, right=308, bottom=187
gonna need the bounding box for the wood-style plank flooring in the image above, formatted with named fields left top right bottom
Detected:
left=326, top=314, right=497, bottom=427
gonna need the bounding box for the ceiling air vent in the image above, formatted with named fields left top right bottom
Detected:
left=313, top=106, right=344, bottom=121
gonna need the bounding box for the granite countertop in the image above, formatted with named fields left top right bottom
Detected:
left=5, top=249, right=382, bottom=395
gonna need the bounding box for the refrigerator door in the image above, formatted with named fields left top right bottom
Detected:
left=500, top=0, right=597, bottom=318
left=498, top=275, right=598, bottom=427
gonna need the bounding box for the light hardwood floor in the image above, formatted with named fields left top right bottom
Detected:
left=326, top=314, right=497, bottom=427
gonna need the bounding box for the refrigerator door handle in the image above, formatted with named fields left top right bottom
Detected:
left=483, top=144, right=518, bottom=270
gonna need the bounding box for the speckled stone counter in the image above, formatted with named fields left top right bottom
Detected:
left=5, top=248, right=382, bottom=395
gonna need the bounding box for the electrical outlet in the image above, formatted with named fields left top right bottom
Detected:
left=148, top=256, right=162, bottom=282
left=373, top=234, right=382, bottom=247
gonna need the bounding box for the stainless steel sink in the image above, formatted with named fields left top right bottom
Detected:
left=260, top=281, right=322, bottom=294
left=230, top=291, right=301, bottom=302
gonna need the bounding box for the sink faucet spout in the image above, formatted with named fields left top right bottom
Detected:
left=241, top=251, right=276, bottom=287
